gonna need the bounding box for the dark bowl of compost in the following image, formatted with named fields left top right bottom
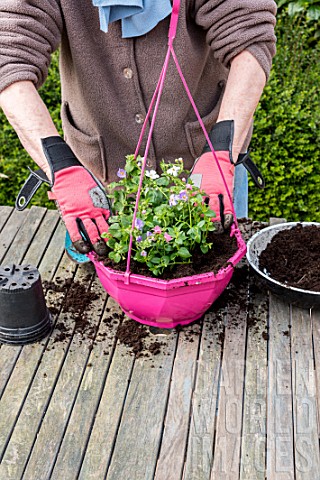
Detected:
left=246, top=222, right=320, bottom=308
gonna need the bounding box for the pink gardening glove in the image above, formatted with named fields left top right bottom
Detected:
left=189, top=121, right=235, bottom=233
left=43, top=136, right=111, bottom=255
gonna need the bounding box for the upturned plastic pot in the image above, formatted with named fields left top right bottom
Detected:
left=89, top=226, right=246, bottom=328
left=246, top=222, right=320, bottom=309
left=0, top=264, right=51, bottom=345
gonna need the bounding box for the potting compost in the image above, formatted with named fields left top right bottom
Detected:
left=259, top=223, right=320, bottom=292
left=100, top=229, right=238, bottom=280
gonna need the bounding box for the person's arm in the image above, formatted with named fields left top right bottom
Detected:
left=217, top=50, right=266, bottom=162
left=0, top=80, right=111, bottom=255
left=0, top=81, right=60, bottom=181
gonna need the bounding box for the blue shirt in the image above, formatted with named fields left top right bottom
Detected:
left=92, top=0, right=172, bottom=38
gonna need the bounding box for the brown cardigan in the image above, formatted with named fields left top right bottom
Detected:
left=0, top=0, right=277, bottom=183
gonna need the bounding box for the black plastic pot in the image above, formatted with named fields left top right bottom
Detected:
left=0, top=264, right=51, bottom=345
left=246, top=222, right=320, bottom=309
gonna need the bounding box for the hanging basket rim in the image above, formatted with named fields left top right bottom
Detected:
left=89, top=226, right=247, bottom=291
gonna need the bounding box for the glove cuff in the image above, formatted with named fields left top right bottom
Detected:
left=202, top=120, right=234, bottom=163
left=41, top=137, right=81, bottom=178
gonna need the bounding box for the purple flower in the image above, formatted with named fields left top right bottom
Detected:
left=179, top=190, right=188, bottom=201
left=136, top=235, right=143, bottom=243
left=169, top=194, right=178, bottom=206
left=146, top=231, right=153, bottom=237
left=153, top=226, right=162, bottom=234
left=164, top=233, right=172, bottom=242
left=135, top=218, right=144, bottom=231
left=117, top=168, right=126, bottom=179
left=141, top=250, right=147, bottom=257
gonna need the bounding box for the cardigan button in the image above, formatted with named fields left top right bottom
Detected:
left=135, top=113, right=145, bottom=124
left=123, top=67, right=133, bottom=79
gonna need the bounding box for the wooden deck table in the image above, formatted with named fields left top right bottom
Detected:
left=0, top=205, right=319, bottom=480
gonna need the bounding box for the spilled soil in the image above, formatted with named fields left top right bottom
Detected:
left=42, top=220, right=271, bottom=358
left=259, top=223, right=320, bottom=292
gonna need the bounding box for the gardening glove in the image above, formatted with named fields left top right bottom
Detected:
left=189, top=120, right=265, bottom=232
left=16, top=136, right=111, bottom=255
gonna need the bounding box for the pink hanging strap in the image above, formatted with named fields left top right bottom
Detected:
left=124, top=0, right=237, bottom=283
left=168, top=0, right=180, bottom=45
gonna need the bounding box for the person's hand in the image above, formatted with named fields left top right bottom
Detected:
left=43, top=136, right=111, bottom=255
left=189, top=120, right=235, bottom=233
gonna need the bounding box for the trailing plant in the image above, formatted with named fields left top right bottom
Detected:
left=102, top=155, right=216, bottom=276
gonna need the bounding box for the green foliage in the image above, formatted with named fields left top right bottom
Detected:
left=105, top=155, right=216, bottom=276
left=249, top=12, right=320, bottom=222
left=277, top=0, right=320, bottom=20
left=0, top=51, right=62, bottom=208
left=276, top=0, right=320, bottom=41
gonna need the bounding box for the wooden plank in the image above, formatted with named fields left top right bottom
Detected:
left=269, top=217, right=286, bottom=226
left=0, top=208, right=28, bottom=263
left=0, top=347, right=21, bottom=400
left=182, top=219, right=251, bottom=480
left=291, top=307, right=320, bottom=479
left=240, top=274, right=268, bottom=480
left=77, top=310, right=135, bottom=480
left=1, top=206, right=46, bottom=265
left=210, top=271, right=249, bottom=479
left=37, top=220, right=67, bottom=281
left=50, top=295, right=124, bottom=480
left=0, top=206, right=13, bottom=233
left=105, top=330, right=178, bottom=480
left=154, top=323, right=201, bottom=480
left=266, top=217, right=294, bottom=480
left=21, top=264, right=111, bottom=480
left=0, top=268, right=102, bottom=480
left=0, top=251, right=77, bottom=470
left=266, top=296, right=294, bottom=480
left=312, top=309, right=320, bottom=436
left=182, top=314, right=224, bottom=480
left=23, top=209, right=60, bottom=267
left=0, top=212, right=74, bottom=471
left=0, top=217, right=73, bottom=479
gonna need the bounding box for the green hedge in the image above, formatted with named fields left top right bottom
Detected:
left=0, top=52, right=62, bottom=208
left=249, top=12, right=320, bottom=221
left=0, top=14, right=319, bottom=221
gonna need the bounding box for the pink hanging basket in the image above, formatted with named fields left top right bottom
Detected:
left=89, top=0, right=247, bottom=328
left=89, top=227, right=245, bottom=328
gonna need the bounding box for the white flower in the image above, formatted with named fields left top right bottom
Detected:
left=167, top=165, right=181, bottom=177
left=145, top=169, right=159, bottom=180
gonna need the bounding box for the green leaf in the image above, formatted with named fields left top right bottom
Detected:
left=109, top=252, right=121, bottom=263
left=151, top=257, right=161, bottom=264
left=107, top=238, right=116, bottom=248
left=200, top=244, right=209, bottom=254
left=108, top=223, right=120, bottom=231
left=177, top=247, right=191, bottom=258
left=155, top=176, right=169, bottom=186
left=161, top=255, right=170, bottom=265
